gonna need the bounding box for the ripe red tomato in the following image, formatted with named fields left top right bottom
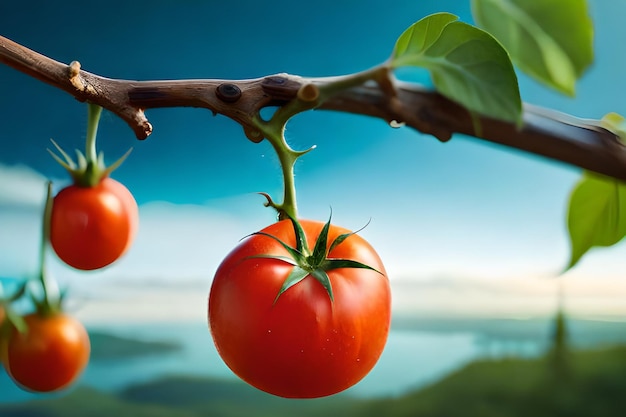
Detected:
left=50, top=177, right=139, bottom=270
left=3, top=313, right=90, bottom=392
left=0, top=305, right=5, bottom=351
left=208, top=219, right=391, bottom=398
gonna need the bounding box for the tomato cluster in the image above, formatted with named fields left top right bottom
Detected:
left=1, top=104, right=137, bottom=393
left=2, top=103, right=393, bottom=400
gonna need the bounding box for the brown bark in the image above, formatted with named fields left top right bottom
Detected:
left=1, top=34, right=625, bottom=181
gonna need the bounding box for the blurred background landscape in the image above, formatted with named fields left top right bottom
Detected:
left=2, top=313, right=626, bottom=416
left=2, top=0, right=626, bottom=415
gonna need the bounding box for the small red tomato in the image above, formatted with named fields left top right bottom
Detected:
left=209, top=219, right=391, bottom=398
left=0, top=306, right=5, bottom=362
left=4, top=313, right=90, bottom=392
left=50, top=177, right=138, bottom=270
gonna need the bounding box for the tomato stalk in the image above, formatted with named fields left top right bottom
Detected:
left=254, top=121, right=313, bottom=220
left=0, top=182, right=59, bottom=337
left=37, top=181, right=60, bottom=315
left=48, top=103, right=131, bottom=187
left=252, top=66, right=394, bottom=220
left=84, top=103, right=103, bottom=180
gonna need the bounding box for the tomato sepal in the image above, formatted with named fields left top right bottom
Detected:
left=1, top=308, right=27, bottom=336
left=308, top=268, right=334, bottom=302
left=0, top=282, right=30, bottom=337
left=321, top=258, right=383, bottom=274
left=248, top=212, right=382, bottom=303
left=274, top=266, right=311, bottom=303
left=247, top=231, right=307, bottom=264
left=48, top=104, right=132, bottom=188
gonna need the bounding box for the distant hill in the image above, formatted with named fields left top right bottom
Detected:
left=89, top=331, right=181, bottom=360
left=2, top=345, right=626, bottom=417
left=392, top=316, right=626, bottom=347
left=352, top=345, right=626, bottom=417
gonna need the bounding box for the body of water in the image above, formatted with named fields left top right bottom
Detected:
left=0, top=320, right=543, bottom=404
left=2, top=317, right=622, bottom=404
left=84, top=324, right=484, bottom=398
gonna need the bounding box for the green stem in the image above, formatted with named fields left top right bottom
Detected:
left=39, top=181, right=54, bottom=309
left=85, top=103, right=103, bottom=167
left=276, top=146, right=299, bottom=221
left=315, top=65, right=392, bottom=101
left=252, top=65, right=390, bottom=220
left=264, top=126, right=302, bottom=220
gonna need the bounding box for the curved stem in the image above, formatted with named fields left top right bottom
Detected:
left=263, top=125, right=301, bottom=220
left=254, top=69, right=389, bottom=220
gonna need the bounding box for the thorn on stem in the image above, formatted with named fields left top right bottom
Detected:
left=244, top=126, right=264, bottom=143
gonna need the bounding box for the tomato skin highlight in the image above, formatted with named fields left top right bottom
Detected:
left=50, top=178, right=138, bottom=270
left=208, top=219, right=391, bottom=398
left=3, top=313, right=90, bottom=392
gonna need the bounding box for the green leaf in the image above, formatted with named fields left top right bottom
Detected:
left=566, top=172, right=626, bottom=270
left=472, top=0, right=593, bottom=96
left=391, top=12, right=521, bottom=124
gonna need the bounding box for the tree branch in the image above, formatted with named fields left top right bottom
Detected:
left=2, top=34, right=625, bottom=180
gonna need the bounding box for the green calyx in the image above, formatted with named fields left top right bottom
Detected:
left=250, top=213, right=381, bottom=304
left=48, top=103, right=131, bottom=187
left=0, top=282, right=29, bottom=336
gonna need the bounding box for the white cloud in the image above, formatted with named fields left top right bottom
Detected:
left=0, top=163, right=48, bottom=207
left=390, top=273, right=626, bottom=320
left=2, top=161, right=626, bottom=323
left=68, top=286, right=210, bottom=325
left=78, top=199, right=274, bottom=281
left=39, top=199, right=276, bottom=315
left=0, top=206, right=43, bottom=278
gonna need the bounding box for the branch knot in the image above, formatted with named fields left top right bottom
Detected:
left=67, top=60, right=96, bottom=95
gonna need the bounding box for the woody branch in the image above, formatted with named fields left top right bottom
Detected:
left=1, top=34, right=625, bottom=181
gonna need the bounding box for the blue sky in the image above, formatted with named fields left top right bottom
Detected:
left=1, top=0, right=626, bottom=323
